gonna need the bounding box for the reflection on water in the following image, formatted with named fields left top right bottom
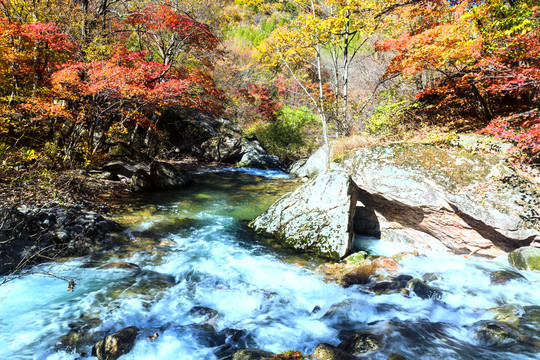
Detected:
left=0, top=168, right=538, bottom=360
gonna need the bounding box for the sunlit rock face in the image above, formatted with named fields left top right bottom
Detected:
left=267, top=143, right=539, bottom=258
left=250, top=170, right=357, bottom=259
left=342, top=143, right=540, bottom=257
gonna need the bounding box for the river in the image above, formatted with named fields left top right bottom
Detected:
left=0, top=168, right=538, bottom=360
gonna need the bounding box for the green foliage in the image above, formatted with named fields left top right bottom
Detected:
left=246, top=106, right=317, bottom=161
left=364, top=98, right=409, bottom=136
left=226, top=17, right=283, bottom=46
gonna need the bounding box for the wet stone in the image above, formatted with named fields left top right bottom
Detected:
left=372, top=257, right=400, bottom=271
left=410, top=279, right=442, bottom=300
left=189, top=306, right=219, bottom=320
left=312, top=343, right=358, bottom=360
left=422, top=272, right=441, bottom=283
left=369, top=280, right=409, bottom=295
left=472, top=321, right=513, bottom=346
left=490, top=270, right=526, bottom=285
left=340, top=265, right=376, bottom=287
left=231, top=348, right=275, bottom=360
left=337, top=332, right=383, bottom=355
left=387, top=353, right=410, bottom=360
left=92, top=326, right=139, bottom=360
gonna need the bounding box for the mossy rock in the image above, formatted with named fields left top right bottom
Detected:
left=344, top=251, right=368, bottom=264
left=490, top=270, right=526, bottom=285
left=387, top=353, right=410, bottom=360
left=508, top=246, right=540, bottom=271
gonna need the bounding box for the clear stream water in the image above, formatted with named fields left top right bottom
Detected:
left=0, top=168, right=539, bottom=360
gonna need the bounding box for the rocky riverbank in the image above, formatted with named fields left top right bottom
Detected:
left=252, top=142, right=540, bottom=259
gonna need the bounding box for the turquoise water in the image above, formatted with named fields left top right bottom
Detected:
left=0, top=168, right=538, bottom=360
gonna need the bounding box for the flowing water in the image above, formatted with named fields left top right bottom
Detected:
left=0, top=168, right=539, bottom=360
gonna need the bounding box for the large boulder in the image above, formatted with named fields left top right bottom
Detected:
left=250, top=170, right=357, bottom=259
left=288, top=144, right=331, bottom=179
left=342, top=143, right=540, bottom=257
left=200, top=135, right=243, bottom=163
left=149, top=161, right=192, bottom=190
left=92, top=326, right=139, bottom=360
left=237, top=138, right=286, bottom=171
left=508, top=246, right=540, bottom=271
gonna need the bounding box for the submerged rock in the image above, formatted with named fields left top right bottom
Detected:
left=422, top=273, right=441, bottom=283
left=410, top=279, right=443, bottom=300
left=92, top=326, right=139, bottom=360
left=337, top=332, right=383, bottom=355
left=312, top=343, right=358, bottom=360
left=340, top=265, right=376, bottom=287
left=508, top=246, right=540, bottom=271
left=490, top=270, right=526, bottom=285
left=250, top=170, right=357, bottom=259
left=387, top=353, right=410, bottom=360
left=101, top=261, right=141, bottom=270
left=231, top=348, right=275, bottom=360
left=372, top=257, right=400, bottom=271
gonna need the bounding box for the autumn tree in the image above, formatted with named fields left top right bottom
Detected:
left=376, top=0, right=540, bottom=162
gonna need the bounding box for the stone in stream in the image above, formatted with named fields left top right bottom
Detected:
left=312, top=343, right=358, bottom=360
left=101, top=261, right=141, bottom=270
left=250, top=170, right=357, bottom=259
left=489, top=270, right=527, bottom=285
left=189, top=306, right=219, bottom=323
left=508, top=246, right=540, bottom=271
left=340, top=265, right=376, bottom=287
left=472, top=321, right=514, bottom=346
left=372, top=257, right=400, bottom=271
left=410, top=279, right=443, bottom=300
left=92, top=326, right=139, bottom=360
left=392, top=251, right=419, bottom=262
left=387, top=353, right=410, bottom=360
left=235, top=137, right=286, bottom=171
left=231, top=348, right=275, bottom=360
left=369, top=280, right=409, bottom=296
left=149, top=161, right=192, bottom=190
left=422, top=272, right=441, bottom=283
left=337, top=332, right=383, bottom=355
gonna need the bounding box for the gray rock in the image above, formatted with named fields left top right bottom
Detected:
left=250, top=170, right=357, bottom=259
left=289, top=144, right=331, bottom=178
left=312, top=343, right=358, bottom=360
left=92, top=326, right=139, bottom=360
left=340, top=143, right=540, bottom=257
left=508, top=246, right=540, bottom=271
left=237, top=139, right=286, bottom=171
left=131, top=169, right=153, bottom=191
left=337, top=332, right=383, bottom=354
left=102, top=161, right=145, bottom=179
left=490, top=270, right=526, bottom=285
left=200, top=135, right=242, bottom=163
left=387, top=353, right=410, bottom=360
left=149, top=161, right=191, bottom=190
left=410, top=279, right=443, bottom=300
left=232, top=348, right=275, bottom=360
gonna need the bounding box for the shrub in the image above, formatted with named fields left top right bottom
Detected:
left=246, top=106, right=318, bottom=162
